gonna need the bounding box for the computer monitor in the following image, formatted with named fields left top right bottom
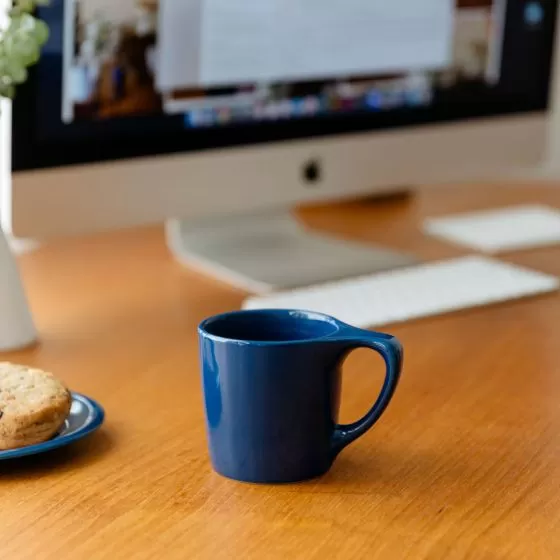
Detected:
left=5, top=0, right=559, bottom=291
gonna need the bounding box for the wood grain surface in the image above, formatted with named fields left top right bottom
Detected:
left=1, top=183, right=560, bottom=560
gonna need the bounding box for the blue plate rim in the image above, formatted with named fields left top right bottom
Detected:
left=0, top=392, right=105, bottom=460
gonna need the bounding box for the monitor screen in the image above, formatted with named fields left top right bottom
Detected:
left=13, top=0, right=558, bottom=170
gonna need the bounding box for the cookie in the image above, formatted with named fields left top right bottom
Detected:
left=0, top=363, right=72, bottom=450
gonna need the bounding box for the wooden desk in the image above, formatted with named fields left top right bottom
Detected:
left=2, top=184, right=560, bottom=559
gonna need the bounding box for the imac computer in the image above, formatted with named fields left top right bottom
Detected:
left=5, top=0, right=559, bottom=291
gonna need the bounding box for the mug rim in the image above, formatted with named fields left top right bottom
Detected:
left=198, top=308, right=345, bottom=346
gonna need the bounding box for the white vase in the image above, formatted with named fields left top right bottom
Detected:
left=0, top=226, right=37, bottom=352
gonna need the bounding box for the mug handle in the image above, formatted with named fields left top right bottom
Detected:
left=331, top=329, right=403, bottom=458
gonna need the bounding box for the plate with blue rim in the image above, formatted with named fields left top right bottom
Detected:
left=0, top=393, right=105, bottom=460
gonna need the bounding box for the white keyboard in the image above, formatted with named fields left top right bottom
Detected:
left=243, top=256, right=559, bottom=328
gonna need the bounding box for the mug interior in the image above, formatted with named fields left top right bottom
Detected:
left=201, top=310, right=340, bottom=343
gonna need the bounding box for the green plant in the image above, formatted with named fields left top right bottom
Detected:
left=0, top=0, right=49, bottom=99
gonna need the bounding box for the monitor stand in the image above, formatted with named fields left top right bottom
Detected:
left=166, top=210, right=417, bottom=293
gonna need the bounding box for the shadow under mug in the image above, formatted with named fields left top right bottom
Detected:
left=199, top=309, right=403, bottom=483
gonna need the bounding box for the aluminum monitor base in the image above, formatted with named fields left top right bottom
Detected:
left=166, top=211, right=416, bottom=293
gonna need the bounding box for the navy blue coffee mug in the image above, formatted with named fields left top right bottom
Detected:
left=198, top=309, right=403, bottom=483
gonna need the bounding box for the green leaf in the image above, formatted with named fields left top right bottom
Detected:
left=0, top=83, right=16, bottom=99
left=0, top=1, right=50, bottom=100
left=6, top=60, right=27, bottom=84
left=4, top=35, right=41, bottom=67
left=33, top=19, right=49, bottom=45
left=13, top=0, right=36, bottom=14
